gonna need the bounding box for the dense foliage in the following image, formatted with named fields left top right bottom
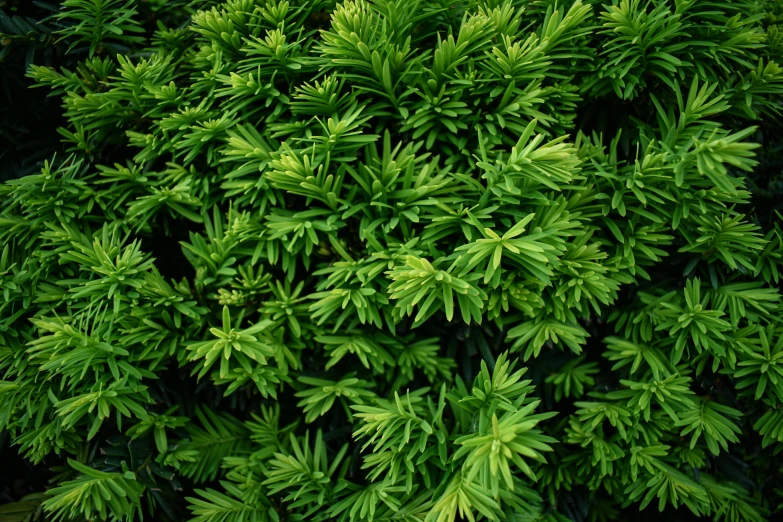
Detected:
left=1, top=0, right=783, bottom=521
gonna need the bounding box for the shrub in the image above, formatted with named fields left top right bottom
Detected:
left=1, top=0, right=783, bottom=521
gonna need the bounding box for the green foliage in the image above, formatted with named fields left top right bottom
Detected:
left=43, top=459, right=144, bottom=522
left=55, top=0, right=145, bottom=56
left=2, top=0, right=783, bottom=521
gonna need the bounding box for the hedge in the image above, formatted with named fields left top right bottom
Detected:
left=1, top=0, right=783, bottom=521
